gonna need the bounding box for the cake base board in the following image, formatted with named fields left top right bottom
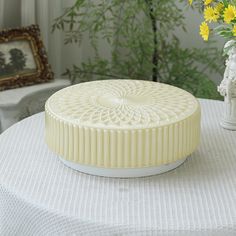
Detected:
left=59, top=157, right=187, bottom=178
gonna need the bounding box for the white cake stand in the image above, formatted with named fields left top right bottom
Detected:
left=59, top=157, right=187, bottom=178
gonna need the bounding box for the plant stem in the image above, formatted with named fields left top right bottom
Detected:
left=145, top=0, right=159, bottom=82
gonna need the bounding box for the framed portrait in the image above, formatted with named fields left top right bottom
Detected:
left=0, top=25, right=53, bottom=91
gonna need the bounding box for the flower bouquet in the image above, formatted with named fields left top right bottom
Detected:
left=190, top=0, right=236, bottom=130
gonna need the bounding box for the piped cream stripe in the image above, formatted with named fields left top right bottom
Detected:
left=45, top=105, right=200, bottom=168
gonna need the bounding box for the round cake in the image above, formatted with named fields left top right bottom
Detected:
left=45, top=80, right=201, bottom=177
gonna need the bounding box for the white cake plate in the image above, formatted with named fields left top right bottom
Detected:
left=59, top=157, right=187, bottom=178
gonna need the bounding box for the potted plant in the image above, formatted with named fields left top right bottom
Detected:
left=53, top=0, right=223, bottom=100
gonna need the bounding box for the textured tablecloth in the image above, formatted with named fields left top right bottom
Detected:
left=0, top=99, right=235, bottom=236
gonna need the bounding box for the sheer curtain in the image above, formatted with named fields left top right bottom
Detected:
left=0, top=0, right=4, bottom=28
left=0, top=0, right=99, bottom=80
left=21, top=0, right=62, bottom=77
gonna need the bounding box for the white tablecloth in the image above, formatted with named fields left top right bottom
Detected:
left=0, top=99, right=235, bottom=236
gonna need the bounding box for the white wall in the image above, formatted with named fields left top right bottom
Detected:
left=0, top=0, right=225, bottom=83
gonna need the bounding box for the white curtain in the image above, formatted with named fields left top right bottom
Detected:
left=21, top=0, right=62, bottom=77
left=0, top=0, right=4, bottom=29
left=21, top=0, right=35, bottom=25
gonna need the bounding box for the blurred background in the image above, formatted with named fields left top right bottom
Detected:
left=0, top=0, right=225, bottom=83
left=0, top=0, right=227, bottom=133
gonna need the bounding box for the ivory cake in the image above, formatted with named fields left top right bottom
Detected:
left=45, top=80, right=201, bottom=177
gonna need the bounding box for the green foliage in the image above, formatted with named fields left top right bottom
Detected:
left=53, top=0, right=224, bottom=100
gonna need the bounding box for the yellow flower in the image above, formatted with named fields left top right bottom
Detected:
left=224, top=5, right=236, bottom=24
left=232, top=25, right=236, bottom=36
left=204, top=6, right=219, bottom=22
left=189, top=0, right=193, bottom=5
left=204, top=0, right=213, bottom=6
left=200, top=22, right=210, bottom=41
left=215, top=2, right=224, bottom=13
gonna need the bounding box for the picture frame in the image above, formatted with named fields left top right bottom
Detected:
left=0, top=24, right=54, bottom=91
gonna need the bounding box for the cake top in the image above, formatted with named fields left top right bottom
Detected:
left=46, top=80, right=199, bottom=129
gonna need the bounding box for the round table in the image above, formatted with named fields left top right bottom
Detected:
left=0, top=99, right=235, bottom=235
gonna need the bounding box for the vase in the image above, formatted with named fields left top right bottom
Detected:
left=218, top=40, right=236, bottom=131
left=220, top=97, right=236, bottom=130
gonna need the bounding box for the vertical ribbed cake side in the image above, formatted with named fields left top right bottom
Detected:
left=45, top=104, right=201, bottom=168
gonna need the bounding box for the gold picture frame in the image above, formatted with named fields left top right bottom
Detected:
left=0, top=25, right=53, bottom=91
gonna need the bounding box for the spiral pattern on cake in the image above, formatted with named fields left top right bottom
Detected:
left=47, top=80, right=198, bottom=129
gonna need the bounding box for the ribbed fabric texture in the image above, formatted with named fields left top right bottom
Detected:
left=0, top=99, right=235, bottom=235
left=45, top=106, right=201, bottom=168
